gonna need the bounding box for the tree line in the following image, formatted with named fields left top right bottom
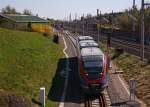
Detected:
left=109, top=6, right=150, bottom=32
left=0, top=5, right=33, bottom=15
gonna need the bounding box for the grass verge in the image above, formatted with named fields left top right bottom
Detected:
left=0, top=27, right=65, bottom=107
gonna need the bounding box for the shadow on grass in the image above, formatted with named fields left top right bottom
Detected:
left=48, top=58, right=66, bottom=102
left=48, top=57, right=82, bottom=104
left=32, top=98, right=41, bottom=106
left=111, top=100, right=141, bottom=107
left=111, top=48, right=124, bottom=60
left=111, top=101, right=126, bottom=106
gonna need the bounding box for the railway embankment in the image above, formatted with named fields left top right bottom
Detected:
left=0, top=27, right=65, bottom=107
left=100, top=42, right=150, bottom=107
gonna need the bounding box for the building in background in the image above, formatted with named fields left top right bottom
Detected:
left=0, top=14, right=49, bottom=31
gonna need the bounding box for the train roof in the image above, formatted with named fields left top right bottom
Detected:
left=79, top=40, right=95, bottom=44
left=78, top=36, right=93, bottom=41
left=79, top=42, right=99, bottom=49
left=81, top=47, right=104, bottom=57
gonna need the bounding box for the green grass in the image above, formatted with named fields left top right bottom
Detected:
left=0, top=28, right=65, bottom=106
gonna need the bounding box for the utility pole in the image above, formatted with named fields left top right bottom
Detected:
left=97, top=9, right=100, bottom=42
left=111, top=10, right=114, bottom=33
left=69, top=13, right=72, bottom=32
left=100, top=11, right=102, bottom=36
left=75, top=13, right=77, bottom=34
left=140, top=0, right=150, bottom=61
left=141, top=0, right=145, bottom=61
left=132, top=0, right=136, bottom=31
left=133, top=0, right=135, bottom=8
left=82, top=14, right=85, bottom=35
left=86, top=14, right=88, bottom=35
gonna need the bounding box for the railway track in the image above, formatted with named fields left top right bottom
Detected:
left=84, top=94, right=107, bottom=107
left=84, top=31, right=150, bottom=59
left=64, top=29, right=150, bottom=60
left=63, top=31, right=111, bottom=107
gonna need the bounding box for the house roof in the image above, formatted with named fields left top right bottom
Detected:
left=0, top=14, right=49, bottom=23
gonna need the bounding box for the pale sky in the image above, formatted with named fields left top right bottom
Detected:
left=0, top=0, right=144, bottom=20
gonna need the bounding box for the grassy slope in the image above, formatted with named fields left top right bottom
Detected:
left=0, top=28, right=64, bottom=106
left=100, top=43, right=150, bottom=107
left=114, top=54, right=150, bottom=107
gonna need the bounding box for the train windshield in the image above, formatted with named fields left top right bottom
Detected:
left=83, top=55, right=103, bottom=73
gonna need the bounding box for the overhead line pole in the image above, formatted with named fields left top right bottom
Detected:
left=111, top=10, right=114, bottom=33
left=141, top=0, right=145, bottom=61
left=100, top=11, right=102, bottom=39
left=69, top=13, right=72, bottom=32
left=82, top=14, right=85, bottom=35
left=132, top=0, right=136, bottom=31
left=75, top=13, right=77, bottom=35
left=140, top=0, right=150, bottom=61
left=97, top=9, right=100, bottom=42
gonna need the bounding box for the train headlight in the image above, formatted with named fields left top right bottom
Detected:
left=83, top=73, right=88, bottom=80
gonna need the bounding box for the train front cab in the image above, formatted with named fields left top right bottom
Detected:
left=79, top=55, right=108, bottom=95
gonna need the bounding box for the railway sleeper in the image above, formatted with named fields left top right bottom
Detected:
left=84, top=94, right=106, bottom=107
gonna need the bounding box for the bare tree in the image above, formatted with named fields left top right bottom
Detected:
left=23, top=9, right=32, bottom=15
left=1, top=5, right=21, bottom=14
